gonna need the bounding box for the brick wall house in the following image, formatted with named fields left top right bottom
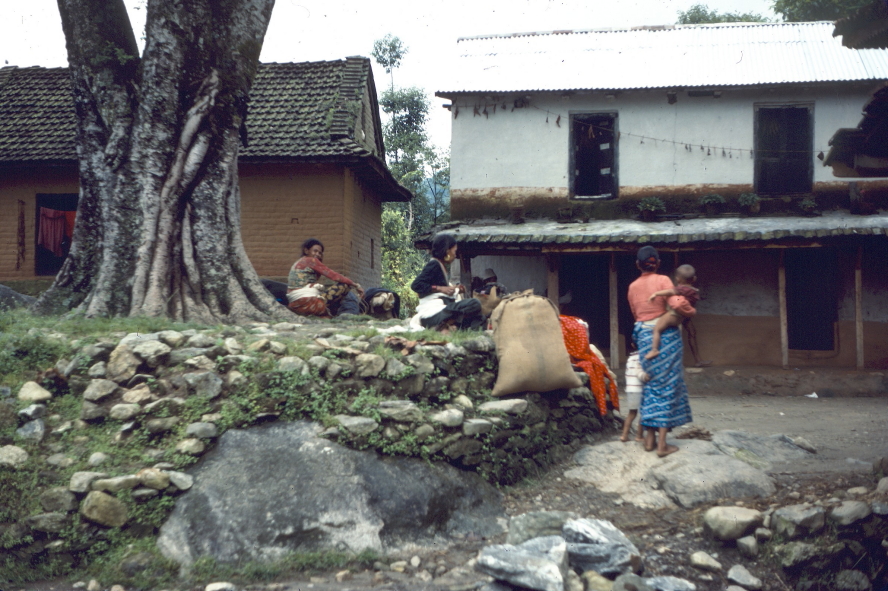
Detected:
left=0, top=58, right=411, bottom=288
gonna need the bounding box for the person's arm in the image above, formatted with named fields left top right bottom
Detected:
left=303, top=257, right=356, bottom=286
left=648, top=287, right=677, bottom=302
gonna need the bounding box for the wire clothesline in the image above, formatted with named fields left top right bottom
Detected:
left=450, top=101, right=830, bottom=157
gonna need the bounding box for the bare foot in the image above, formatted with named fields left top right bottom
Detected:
left=644, top=349, right=660, bottom=360
left=635, top=436, right=645, bottom=442
left=619, top=434, right=630, bottom=442
left=657, top=445, right=679, bottom=458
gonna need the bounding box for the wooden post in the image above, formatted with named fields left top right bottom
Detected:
left=778, top=250, right=789, bottom=369
left=855, top=246, right=864, bottom=369
left=459, top=254, right=473, bottom=292
left=609, top=253, right=620, bottom=370
left=547, top=254, right=560, bottom=312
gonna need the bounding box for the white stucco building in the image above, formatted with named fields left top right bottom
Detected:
left=428, top=21, right=888, bottom=370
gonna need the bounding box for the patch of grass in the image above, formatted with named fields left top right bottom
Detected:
left=1, top=278, right=55, bottom=297
left=188, top=548, right=379, bottom=585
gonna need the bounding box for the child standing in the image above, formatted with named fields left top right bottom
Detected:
left=645, top=264, right=700, bottom=361
left=620, top=347, right=650, bottom=442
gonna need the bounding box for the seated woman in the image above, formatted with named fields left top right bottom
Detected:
left=410, top=234, right=484, bottom=331
left=287, top=238, right=363, bottom=316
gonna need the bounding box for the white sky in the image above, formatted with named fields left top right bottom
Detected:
left=1, top=0, right=777, bottom=151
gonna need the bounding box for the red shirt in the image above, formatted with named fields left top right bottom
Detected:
left=627, top=272, right=696, bottom=321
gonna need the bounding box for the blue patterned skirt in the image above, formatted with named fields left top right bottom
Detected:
left=634, top=321, right=693, bottom=429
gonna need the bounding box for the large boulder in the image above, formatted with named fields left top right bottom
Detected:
left=562, top=518, right=642, bottom=577
left=649, top=453, right=775, bottom=508
left=712, top=430, right=812, bottom=471
left=157, top=421, right=505, bottom=567
left=0, top=285, right=35, bottom=311
left=476, top=536, right=568, bottom=591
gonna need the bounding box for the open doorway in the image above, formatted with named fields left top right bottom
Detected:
left=785, top=248, right=837, bottom=351
left=35, top=193, right=78, bottom=276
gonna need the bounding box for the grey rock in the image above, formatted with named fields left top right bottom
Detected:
left=463, top=418, right=493, bottom=436
left=39, top=487, right=77, bottom=513
left=45, top=453, right=74, bottom=468
left=157, top=421, right=504, bottom=567
left=107, top=344, right=141, bottom=383
left=277, top=356, right=308, bottom=374
left=754, top=527, right=772, bottom=542
left=168, top=347, right=213, bottom=366
left=834, top=570, right=872, bottom=591
left=69, top=472, right=108, bottom=493
left=702, top=507, right=763, bottom=541
left=88, top=361, right=107, bottom=378
left=16, top=419, right=45, bottom=443
left=121, top=384, right=156, bottom=404
left=0, top=385, right=10, bottom=399
left=186, top=334, right=216, bottom=348
left=650, top=453, right=775, bottom=508
left=109, top=403, right=141, bottom=421
left=184, top=355, right=216, bottom=371
left=131, top=487, right=160, bottom=501
left=335, top=415, right=379, bottom=436
left=131, top=340, right=172, bottom=367
left=0, top=284, right=36, bottom=310
left=506, top=510, right=579, bottom=545
left=91, top=475, right=141, bottom=493
left=404, top=354, right=435, bottom=375
left=462, top=336, right=495, bottom=353
left=395, top=374, right=424, bottom=396
left=429, top=409, right=464, bottom=427
left=478, top=399, right=528, bottom=415
left=120, top=332, right=161, bottom=346
left=563, top=518, right=642, bottom=577
left=308, top=356, right=331, bottom=374
left=80, top=491, right=128, bottom=527
left=144, top=397, right=186, bottom=415
left=167, top=471, right=194, bottom=491
left=476, top=536, right=567, bottom=591
left=712, top=430, right=812, bottom=470
left=646, top=576, right=697, bottom=591
left=452, top=394, right=474, bottom=411
left=27, top=512, right=69, bottom=533
left=613, top=574, right=653, bottom=591
left=186, top=422, right=219, bottom=439
left=146, top=417, right=181, bottom=434
left=378, top=400, right=423, bottom=422
left=138, top=468, right=171, bottom=489
left=176, top=438, right=206, bottom=455
left=17, top=381, right=52, bottom=403
left=829, top=501, right=872, bottom=526
left=158, top=330, right=187, bottom=348
left=355, top=354, right=385, bottom=378
left=18, top=404, right=47, bottom=421
left=383, top=357, right=408, bottom=379
left=183, top=372, right=224, bottom=400
left=726, top=564, right=761, bottom=590
left=80, top=401, right=108, bottom=422
left=737, top=535, right=758, bottom=558
left=772, top=504, right=825, bottom=539
left=443, top=438, right=482, bottom=459
left=87, top=452, right=109, bottom=467
left=689, top=551, right=721, bottom=572
left=790, top=436, right=817, bottom=453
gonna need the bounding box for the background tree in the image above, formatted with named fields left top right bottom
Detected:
left=677, top=3, right=770, bottom=23
left=34, top=0, right=286, bottom=323
left=372, top=34, right=451, bottom=313
left=771, top=0, right=869, bottom=22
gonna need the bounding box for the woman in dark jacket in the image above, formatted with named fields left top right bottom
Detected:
left=411, top=234, right=484, bottom=331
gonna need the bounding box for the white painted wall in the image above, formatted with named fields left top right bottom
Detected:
left=452, top=255, right=548, bottom=296
left=450, top=86, right=875, bottom=192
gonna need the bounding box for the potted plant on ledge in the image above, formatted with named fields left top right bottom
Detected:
left=638, top=197, right=666, bottom=222
left=738, top=192, right=761, bottom=215
left=699, top=193, right=726, bottom=216
left=798, top=197, right=819, bottom=216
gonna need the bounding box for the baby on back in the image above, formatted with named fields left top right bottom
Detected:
left=645, top=264, right=700, bottom=360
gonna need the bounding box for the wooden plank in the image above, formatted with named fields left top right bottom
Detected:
left=459, top=254, right=473, bottom=293
left=855, top=246, right=864, bottom=369
left=547, top=254, right=560, bottom=311
left=779, top=250, right=789, bottom=369
left=609, top=253, right=620, bottom=371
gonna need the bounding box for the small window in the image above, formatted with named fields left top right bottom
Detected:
left=755, top=105, right=813, bottom=195
left=570, top=113, right=618, bottom=199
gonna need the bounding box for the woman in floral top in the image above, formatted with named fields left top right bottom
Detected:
left=287, top=238, right=363, bottom=316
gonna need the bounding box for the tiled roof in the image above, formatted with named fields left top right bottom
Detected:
left=418, top=212, right=888, bottom=251
left=0, top=60, right=410, bottom=201
left=438, top=22, right=888, bottom=96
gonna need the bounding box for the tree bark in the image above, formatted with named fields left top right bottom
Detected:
left=35, top=0, right=290, bottom=323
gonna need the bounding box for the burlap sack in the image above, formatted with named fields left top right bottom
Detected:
left=490, top=291, right=582, bottom=397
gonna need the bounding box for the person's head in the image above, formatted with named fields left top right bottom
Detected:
left=636, top=246, right=660, bottom=273
left=431, top=233, right=458, bottom=262
left=301, top=238, right=324, bottom=260
left=482, top=268, right=498, bottom=284
left=675, top=264, right=696, bottom=285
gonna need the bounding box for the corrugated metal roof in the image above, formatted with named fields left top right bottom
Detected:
left=438, top=22, right=888, bottom=95
left=420, top=212, right=888, bottom=250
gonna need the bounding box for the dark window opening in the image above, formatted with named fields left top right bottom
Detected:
left=571, top=113, right=617, bottom=199
left=785, top=248, right=837, bottom=351
left=35, top=193, right=78, bottom=276
left=755, top=105, right=813, bottom=195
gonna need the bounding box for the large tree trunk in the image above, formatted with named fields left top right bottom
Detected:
left=34, top=0, right=290, bottom=323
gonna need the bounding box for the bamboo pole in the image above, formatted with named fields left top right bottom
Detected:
left=778, top=250, right=788, bottom=369
left=609, top=253, right=620, bottom=370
